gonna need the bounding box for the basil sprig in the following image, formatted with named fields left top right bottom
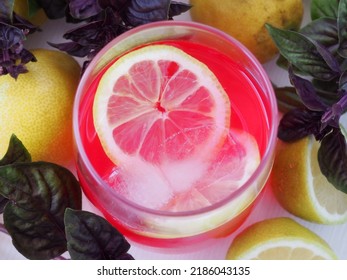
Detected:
left=0, top=135, right=133, bottom=260
left=1, top=0, right=191, bottom=78
left=267, top=0, right=347, bottom=194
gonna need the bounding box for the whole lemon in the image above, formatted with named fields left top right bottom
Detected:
left=189, top=0, right=304, bottom=63
left=13, top=0, right=47, bottom=26
left=0, top=49, right=81, bottom=167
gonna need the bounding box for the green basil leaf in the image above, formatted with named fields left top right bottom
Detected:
left=338, top=0, right=347, bottom=57
left=275, top=54, right=289, bottom=70
left=0, top=196, right=7, bottom=213
left=65, top=209, right=134, bottom=260
left=266, top=24, right=340, bottom=81
left=318, top=129, right=347, bottom=194
left=300, top=17, right=338, bottom=52
left=28, top=0, right=42, bottom=18
left=312, top=78, right=341, bottom=106
left=0, top=162, right=82, bottom=259
left=0, top=134, right=31, bottom=166
left=0, top=134, right=31, bottom=213
left=35, top=0, right=67, bottom=19
left=275, top=86, right=305, bottom=113
left=289, top=68, right=328, bottom=111
left=275, top=55, right=307, bottom=76
left=311, top=0, right=339, bottom=20
left=0, top=0, right=14, bottom=22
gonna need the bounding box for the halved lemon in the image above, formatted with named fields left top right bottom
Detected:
left=271, top=136, right=347, bottom=224
left=226, top=217, right=337, bottom=260
left=93, top=44, right=231, bottom=166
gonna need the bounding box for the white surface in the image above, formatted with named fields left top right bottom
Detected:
left=1, top=0, right=347, bottom=260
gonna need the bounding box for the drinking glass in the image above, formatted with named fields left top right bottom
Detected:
left=73, top=21, right=278, bottom=248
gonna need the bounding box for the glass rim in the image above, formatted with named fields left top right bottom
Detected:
left=73, top=20, right=279, bottom=218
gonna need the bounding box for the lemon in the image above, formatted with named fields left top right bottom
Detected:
left=13, top=0, right=47, bottom=26
left=0, top=49, right=81, bottom=167
left=189, top=0, right=304, bottom=63
left=93, top=44, right=230, bottom=168
left=226, top=217, right=337, bottom=259
left=271, top=136, right=347, bottom=224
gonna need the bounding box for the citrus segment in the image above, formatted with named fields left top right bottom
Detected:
left=226, top=218, right=337, bottom=260
left=93, top=44, right=231, bottom=165
left=271, top=136, right=347, bottom=224
left=162, top=129, right=260, bottom=212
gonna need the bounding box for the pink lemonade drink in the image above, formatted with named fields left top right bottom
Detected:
left=73, top=21, right=278, bottom=248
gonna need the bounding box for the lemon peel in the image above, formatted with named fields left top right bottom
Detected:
left=189, top=0, right=303, bottom=63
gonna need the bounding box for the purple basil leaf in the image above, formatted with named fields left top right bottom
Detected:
left=0, top=22, right=36, bottom=78
left=125, top=0, right=171, bottom=26
left=300, top=18, right=338, bottom=55
left=312, top=40, right=341, bottom=75
left=35, top=0, right=67, bottom=19
left=63, top=9, right=121, bottom=46
left=63, top=21, right=106, bottom=45
left=311, top=0, right=339, bottom=20
left=65, top=209, right=134, bottom=260
left=321, top=94, right=347, bottom=129
left=274, top=86, right=306, bottom=113
left=50, top=0, right=190, bottom=70
left=12, top=12, right=41, bottom=32
left=339, top=69, right=347, bottom=93
left=50, top=7, right=124, bottom=63
left=278, top=108, right=326, bottom=141
left=98, top=0, right=129, bottom=10
left=0, top=0, right=14, bottom=22
left=48, top=41, right=92, bottom=57
left=169, top=1, right=191, bottom=18
left=318, top=128, right=347, bottom=194
left=68, top=0, right=102, bottom=20
left=266, top=24, right=340, bottom=81
left=319, top=70, right=347, bottom=128
left=289, top=67, right=328, bottom=111
left=338, top=0, right=347, bottom=57
left=0, top=22, right=25, bottom=49
left=20, top=48, right=36, bottom=63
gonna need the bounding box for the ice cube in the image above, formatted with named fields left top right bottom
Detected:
left=160, top=156, right=209, bottom=193
left=105, top=157, right=173, bottom=209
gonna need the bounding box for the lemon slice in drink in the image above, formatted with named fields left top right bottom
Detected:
left=93, top=44, right=230, bottom=166
left=226, top=217, right=337, bottom=260
left=162, top=128, right=260, bottom=212
left=271, top=136, right=347, bottom=224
